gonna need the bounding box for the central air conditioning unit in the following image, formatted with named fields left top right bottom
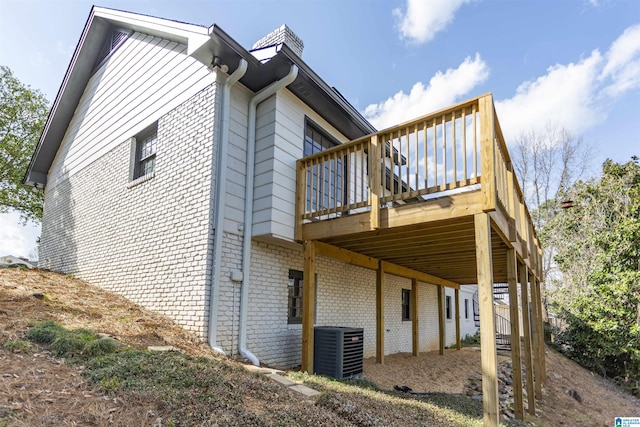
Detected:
left=313, top=326, right=364, bottom=379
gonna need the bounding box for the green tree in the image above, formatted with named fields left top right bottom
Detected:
left=547, top=158, right=640, bottom=395
left=0, top=65, right=49, bottom=222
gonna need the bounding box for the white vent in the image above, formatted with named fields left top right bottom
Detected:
left=95, top=29, right=130, bottom=68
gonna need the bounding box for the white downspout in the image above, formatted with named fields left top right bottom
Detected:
left=208, top=59, right=248, bottom=354
left=239, top=65, right=299, bottom=366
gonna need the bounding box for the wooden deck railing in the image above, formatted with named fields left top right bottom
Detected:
left=295, top=93, right=542, bottom=256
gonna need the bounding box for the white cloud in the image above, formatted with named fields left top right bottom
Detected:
left=599, top=24, right=640, bottom=97
left=496, top=24, right=640, bottom=143
left=0, top=211, right=40, bottom=260
left=364, top=53, right=489, bottom=129
left=394, top=0, right=471, bottom=44
left=496, top=52, right=604, bottom=142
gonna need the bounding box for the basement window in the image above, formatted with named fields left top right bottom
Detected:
left=446, top=295, right=452, bottom=320
left=402, top=289, right=411, bottom=321
left=288, top=270, right=304, bottom=324
left=287, top=269, right=317, bottom=324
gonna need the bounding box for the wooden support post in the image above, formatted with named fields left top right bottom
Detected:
left=301, top=240, right=316, bottom=373
left=412, top=278, right=419, bottom=356
left=535, top=278, right=547, bottom=382
left=474, top=213, right=499, bottom=426
left=437, top=285, right=445, bottom=355
left=455, top=288, right=461, bottom=350
left=376, top=261, right=385, bottom=364
left=531, top=276, right=547, bottom=391
left=507, top=250, right=524, bottom=420
left=529, top=273, right=544, bottom=399
left=519, top=265, right=535, bottom=415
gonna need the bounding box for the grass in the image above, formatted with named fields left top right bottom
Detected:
left=21, top=320, right=495, bottom=426
left=5, top=268, right=638, bottom=426
left=289, top=371, right=486, bottom=426
left=26, top=320, right=117, bottom=358
left=460, top=332, right=481, bottom=347
left=2, top=339, right=32, bottom=353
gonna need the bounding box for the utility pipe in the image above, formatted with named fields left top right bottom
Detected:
left=208, top=59, right=248, bottom=354
left=239, top=65, right=299, bottom=365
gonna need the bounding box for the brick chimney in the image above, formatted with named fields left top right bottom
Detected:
left=252, top=24, right=304, bottom=57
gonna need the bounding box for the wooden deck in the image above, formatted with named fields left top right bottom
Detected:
left=294, top=94, right=545, bottom=426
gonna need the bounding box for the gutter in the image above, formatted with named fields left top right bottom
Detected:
left=239, top=64, right=299, bottom=366
left=208, top=59, right=248, bottom=354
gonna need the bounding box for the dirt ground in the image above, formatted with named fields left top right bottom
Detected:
left=2, top=267, right=639, bottom=426
left=364, top=348, right=509, bottom=394
left=363, top=347, right=640, bottom=426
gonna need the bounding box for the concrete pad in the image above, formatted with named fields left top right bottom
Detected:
left=244, top=365, right=285, bottom=375
left=288, top=384, right=320, bottom=397
left=147, top=346, right=178, bottom=352
left=267, top=373, right=297, bottom=387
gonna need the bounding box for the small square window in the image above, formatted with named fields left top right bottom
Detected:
left=445, top=295, right=452, bottom=320
left=130, top=123, right=157, bottom=181
left=402, top=289, right=411, bottom=321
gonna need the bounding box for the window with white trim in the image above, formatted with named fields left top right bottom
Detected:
left=446, top=295, right=452, bottom=319
left=287, top=269, right=317, bottom=324
left=304, top=119, right=346, bottom=212
left=130, top=124, right=157, bottom=181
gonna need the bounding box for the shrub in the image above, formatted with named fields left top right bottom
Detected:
left=25, top=320, right=65, bottom=344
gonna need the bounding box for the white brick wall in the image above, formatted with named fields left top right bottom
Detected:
left=40, top=81, right=221, bottom=338
left=216, top=239, right=457, bottom=369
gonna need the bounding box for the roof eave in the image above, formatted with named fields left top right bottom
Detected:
left=24, top=8, right=377, bottom=187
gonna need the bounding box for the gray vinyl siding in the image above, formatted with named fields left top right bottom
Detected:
left=252, top=89, right=349, bottom=242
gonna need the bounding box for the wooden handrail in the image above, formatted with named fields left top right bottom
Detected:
left=294, top=92, right=542, bottom=264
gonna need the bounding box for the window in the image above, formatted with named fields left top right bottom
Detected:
left=304, top=120, right=346, bottom=211
left=288, top=270, right=303, bottom=324
left=130, top=124, right=157, bottom=181
left=445, top=295, right=452, bottom=319
left=464, top=299, right=469, bottom=319
left=402, top=289, right=411, bottom=321
left=287, top=269, right=317, bottom=324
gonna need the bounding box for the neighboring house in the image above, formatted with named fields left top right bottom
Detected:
left=25, top=7, right=544, bottom=423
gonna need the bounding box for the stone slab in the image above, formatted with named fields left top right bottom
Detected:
left=267, top=373, right=297, bottom=387
left=288, top=384, right=320, bottom=397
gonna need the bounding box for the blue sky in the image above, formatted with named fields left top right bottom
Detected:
left=1, top=0, right=639, bottom=259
